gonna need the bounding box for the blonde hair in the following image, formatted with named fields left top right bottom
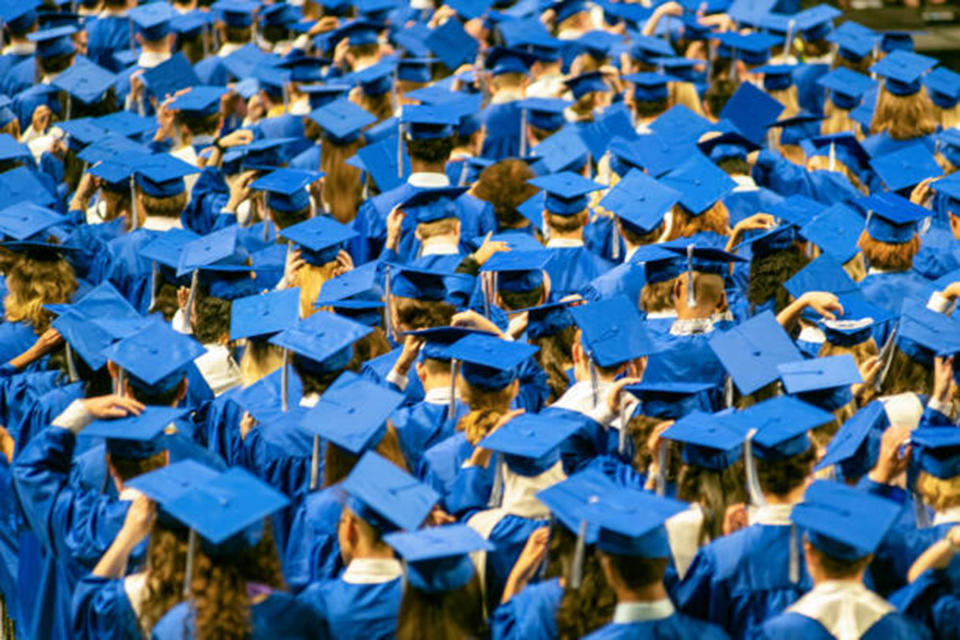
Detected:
left=821, top=99, right=864, bottom=139
left=665, top=201, right=731, bottom=240
left=4, top=256, right=78, bottom=333
left=239, top=340, right=286, bottom=387
left=294, top=261, right=340, bottom=318
left=870, top=88, right=937, bottom=139
left=321, top=136, right=365, bottom=224
left=842, top=253, right=867, bottom=282
left=917, top=471, right=960, bottom=512
left=668, top=82, right=705, bottom=117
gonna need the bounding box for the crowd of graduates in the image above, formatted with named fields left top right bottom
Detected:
left=3, top=0, right=960, bottom=638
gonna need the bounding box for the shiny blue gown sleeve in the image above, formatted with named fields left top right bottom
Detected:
left=71, top=574, right=141, bottom=640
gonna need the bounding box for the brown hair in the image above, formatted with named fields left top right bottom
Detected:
left=620, top=222, right=663, bottom=248
left=295, top=261, right=341, bottom=319
left=530, top=325, right=577, bottom=403
left=833, top=53, right=873, bottom=76
left=668, top=82, right=705, bottom=117
left=756, top=447, right=815, bottom=497
left=324, top=422, right=409, bottom=486
left=550, top=527, right=617, bottom=639
left=870, top=88, right=938, bottom=140
left=417, top=217, right=459, bottom=241
left=916, top=471, right=960, bottom=512
left=239, top=340, right=285, bottom=387
left=321, top=135, right=365, bottom=224
left=806, top=543, right=870, bottom=579
left=137, top=189, right=188, bottom=221
left=665, top=201, right=731, bottom=241
left=601, top=553, right=669, bottom=591
left=396, top=573, right=486, bottom=640
left=456, top=380, right=516, bottom=445
left=140, top=524, right=189, bottom=635
left=858, top=230, right=920, bottom=272
left=345, top=328, right=392, bottom=370
left=676, top=461, right=747, bottom=542
left=747, top=244, right=811, bottom=313
left=818, top=338, right=879, bottom=368
left=570, top=92, right=601, bottom=121
left=879, top=346, right=934, bottom=397
left=472, top=160, right=540, bottom=230
left=843, top=253, right=867, bottom=282
left=189, top=521, right=285, bottom=640
left=546, top=211, right=588, bottom=235
left=107, top=450, right=167, bottom=483
left=393, top=296, right=456, bottom=332
left=4, top=254, right=78, bottom=333
left=640, top=279, right=676, bottom=314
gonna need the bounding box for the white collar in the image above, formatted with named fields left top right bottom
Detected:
left=612, top=599, right=675, bottom=623
left=421, top=242, right=460, bottom=256
left=797, top=325, right=826, bottom=344
left=2, top=42, right=34, bottom=55
left=551, top=379, right=613, bottom=413
left=119, top=487, right=143, bottom=502
left=491, top=88, right=524, bottom=104
left=191, top=134, right=216, bottom=148
left=645, top=310, right=678, bottom=320
left=934, top=505, right=960, bottom=525
left=624, top=245, right=640, bottom=262
left=732, top=174, right=758, bottom=192
left=749, top=503, right=794, bottom=526
left=408, top=172, right=450, bottom=188
left=546, top=237, right=584, bottom=248
left=141, top=216, right=183, bottom=232
left=217, top=42, right=244, bottom=58
left=137, top=51, right=171, bottom=69
left=424, top=385, right=457, bottom=405
left=788, top=580, right=893, bottom=640
left=669, top=317, right=714, bottom=336
left=300, top=392, right=320, bottom=408
left=341, top=558, right=404, bottom=585
left=867, top=267, right=898, bottom=276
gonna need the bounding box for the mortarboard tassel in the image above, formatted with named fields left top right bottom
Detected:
left=743, top=428, right=766, bottom=508
left=384, top=265, right=394, bottom=340
left=589, top=354, right=599, bottom=408
left=519, top=107, right=528, bottom=158
left=617, top=394, right=629, bottom=455
left=448, top=360, right=459, bottom=422
left=129, top=177, right=139, bottom=231
left=611, top=218, right=620, bottom=262
left=873, top=322, right=899, bottom=392
left=913, top=491, right=931, bottom=528
left=828, top=141, right=836, bottom=173
left=280, top=348, right=290, bottom=412
left=488, top=453, right=504, bottom=508
left=788, top=523, right=800, bottom=583
left=65, top=95, right=72, bottom=122
left=570, top=518, right=588, bottom=589
left=481, top=272, right=492, bottom=319
left=65, top=343, right=78, bottom=383
left=396, top=124, right=405, bottom=180
left=458, top=160, right=469, bottom=187
left=685, top=245, right=696, bottom=308
left=731, top=47, right=739, bottom=83
left=115, top=366, right=126, bottom=396
left=655, top=440, right=667, bottom=497
left=783, top=19, right=796, bottom=58
left=184, top=270, right=199, bottom=333
left=183, top=529, right=197, bottom=596
left=309, top=435, right=321, bottom=491
left=724, top=376, right=734, bottom=408
left=148, top=260, right=159, bottom=312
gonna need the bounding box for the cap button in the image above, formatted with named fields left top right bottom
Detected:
left=347, top=407, right=356, bottom=414
left=694, top=179, right=702, bottom=186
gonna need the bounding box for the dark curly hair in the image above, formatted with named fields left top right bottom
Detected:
left=747, top=244, right=811, bottom=313
left=407, top=137, right=454, bottom=165
left=472, top=159, right=541, bottom=230
left=756, top=447, right=815, bottom=497
left=549, top=526, right=617, bottom=639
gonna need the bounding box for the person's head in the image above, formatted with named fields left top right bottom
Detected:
left=406, top=136, right=454, bottom=167
left=549, top=526, right=617, bottom=638
left=858, top=229, right=920, bottom=272
left=802, top=537, right=870, bottom=583
left=598, top=551, right=669, bottom=596
left=320, top=134, right=365, bottom=224
left=4, top=250, right=78, bottom=333
left=140, top=520, right=190, bottom=635
left=673, top=271, right=726, bottom=319
left=337, top=506, right=390, bottom=565
left=756, top=445, right=815, bottom=499
left=677, top=460, right=747, bottom=541
left=472, top=159, right=539, bottom=230
left=747, top=242, right=811, bottom=314
left=238, top=338, right=286, bottom=386
left=870, top=86, right=937, bottom=140
left=135, top=186, right=188, bottom=223
left=665, top=201, right=731, bottom=240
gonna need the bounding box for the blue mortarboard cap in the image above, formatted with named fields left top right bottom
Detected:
left=397, top=57, right=436, bottom=84
left=709, top=311, right=802, bottom=395
left=727, top=0, right=777, bottom=26
left=649, top=105, right=713, bottom=146
left=719, top=31, right=780, bottom=66
left=779, top=353, right=862, bottom=398
left=301, top=83, right=351, bottom=110
left=139, top=228, right=200, bottom=270
left=934, top=166, right=960, bottom=205
left=133, top=153, right=199, bottom=199
left=767, top=111, right=826, bottom=146
left=528, top=172, right=603, bottom=216
left=554, top=0, right=588, bottom=22
left=142, top=53, right=200, bottom=100
left=251, top=168, right=322, bottom=213
left=573, top=29, right=621, bottom=58
left=388, top=264, right=472, bottom=304
left=227, top=137, right=296, bottom=172
left=94, top=111, right=157, bottom=139
left=314, top=261, right=382, bottom=307
left=719, top=82, right=785, bottom=147
left=278, top=215, right=356, bottom=266
left=793, top=480, right=901, bottom=561
left=870, top=144, right=942, bottom=193
left=221, top=43, right=278, bottom=81
left=793, top=4, right=842, bottom=40
left=27, top=26, right=76, bottom=58
left=564, top=71, right=608, bottom=99
left=401, top=104, right=458, bottom=140
left=426, top=19, right=478, bottom=70
left=0, top=0, right=41, bottom=31
left=480, top=249, right=551, bottom=292
left=860, top=192, right=928, bottom=243
left=829, top=22, right=876, bottom=62
left=768, top=195, right=824, bottom=228
left=342, top=451, right=439, bottom=532
left=661, top=154, right=736, bottom=215
left=447, top=333, right=538, bottom=390
left=480, top=412, right=582, bottom=476
left=662, top=411, right=745, bottom=470
left=581, top=488, right=687, bottom=557
left=623, top=72, right=674, bottom=102
left=925, top=66, right=960, bottom=109
left=631, top=34, right=674, bottom=62
left=446, top=0, right=492, bottom=19
left=169, top=86, right=228, bottom=117
left=102, top=320, right=205, bottom=391
left=400, top=186, right=468, bottom=224
left=599, top=169, right=681, bottom=234
left=519, top=301, right=575, bottom=339
left=128, top=2, right=175, bottom=40
left=784, top=254, right=858, bottom=304
left=170, top=10, right=212, bottom=37
left=259, top=2, right=300, bottom=27
left=607, top=133, right=691, bottom=178
left=82, top=406, right=191, bottom=460
left=911, top=427, right=960, bottom=479
left=871, top=50, right=936, bottom=97
left=0, top=167, right=56, bottom=208
left=401, top=327, right=484, bottom=361
left=127, top=459, right=220, bottom=505
left=568, top=296, right=653, bottom=367
left=302, top=371, right=402, bottom=452
left=696, top=120, right=759, bottom=162
left=629, top=244, right=684, bottom=283
left=661, top=242, right=747, bottom=275
left=801, top=133, right=871, bottom=174
left=484, top=46, right=535, bottom=76
left=881, top=31, right=915, bottom=54
left=334, top=19, right=383, bottom=46
left=654, top=57, right=703, bottom=83
left=230, top=288, right=300, bottom=341
left=385, top=525, right=491, bottom=592
left=161, top=467, right=289, bottom=546
left=51, top=59, right=116, bottom=104
left=729, top=396, right=832, bottom=459
left=529, top=127, right=589, bottom=174
left=897, top=307, right=960, bottom=365
left=754, top=64, right=796, bottom=92
left=0, top=203, right=62, bottom=240
left=818, top=293, right=892, bottom=348
left=625, top=381, right=714, bottom=421
left=815, top=401, right=887, bottom=479
left=270, top=311, right=372, bottom=372
left=536, top=468, right=615, bottom=540
left=817, top=68, right=876, bottom=110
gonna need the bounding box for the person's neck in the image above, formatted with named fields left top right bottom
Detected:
left=764, top=485, right=806, bottom=506
left=141, top=40, right=170, bottom=54
left=8, top=35, right=30, bottom=45
left=573, top=360, right=617, bottom=383
left=811, top=572, right=866, bottom=588
left=422, top=373, right=453, bottom=392
left=421, top=234, right=459, bottom=250
left=675, top=305, right=714, bottom=321
left=410, top=159, right=446, bottom=175
left=617, top=580, right=668, bottom=603
left=548, top=227, right=584, bottom=242
left=351, top=542, right=397, bottom=561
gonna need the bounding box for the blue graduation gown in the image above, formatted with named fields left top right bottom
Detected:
left=862, top=132, right=935, bottom=159
left=674, top=522, right=812, bottom=638
left=152, top=592, right=325, bottom=639
left=794, top=64, right=830, bottom=115
left=0, top=457, right=21, bottom=633
left=544, top=247, right=614, bottom=298
left=360, top=348, right=425, bottom=405
left=86, top=16, right=133, bottom=72
left=892, top=568, right=960, bottom=639
left=491, top=577, right=563, bottom=640
left=643, top=331, right=726, bottom=388
left=0, top=321, right=39, bottom=368
left=583, top=613, right=731, bottom=639
left=282, top=485, right=344, bottom=591
left=756, top=609, right=928, bottom=640
left=483, top=515, right=551, bottom=616
left=581, top=261, right=646, bottom=306
left=391, top=398, right=467, bottom=472
left=859, top=271, right=935, bottom=321
left=913, top=228, right=960, bottom=280
left=298, top=574, right=402, bottom=639
left=481, top=101, right=523, bottom=161
left=71, top=575, right=141, bottom=640
left=418, top=431, right=473, bottom=509
left=751, top=151, right=862, bottom=205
